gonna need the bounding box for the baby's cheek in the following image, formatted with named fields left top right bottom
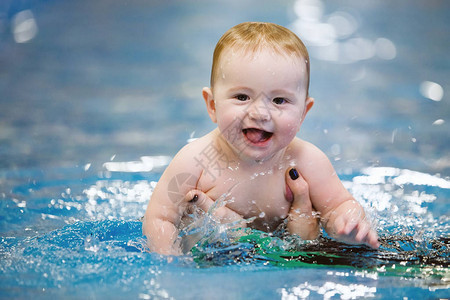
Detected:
left=220, top=123, right=240, bottom=141
left=285, top=122, right=300, bottom=137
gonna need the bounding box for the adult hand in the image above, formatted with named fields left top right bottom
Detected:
left=180, top=190, right=246, bottom=253
left=184, top=190, right=246, bottom=226
left=285, top=168, right=320, bottom=240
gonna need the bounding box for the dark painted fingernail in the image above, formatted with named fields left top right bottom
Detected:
left=189, top=194, right=198, bottom=203
left=289, top=168, right=299, bottom=180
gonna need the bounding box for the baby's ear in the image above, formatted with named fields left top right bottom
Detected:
left=202, top=87, right=217, bottom=123
left=303, top=97, right=314, bottom=117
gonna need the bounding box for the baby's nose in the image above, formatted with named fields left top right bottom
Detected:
left=248, top=104, right=271, bottom=121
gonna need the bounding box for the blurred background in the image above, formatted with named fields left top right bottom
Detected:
left=1, top=0, right=449, bottom=176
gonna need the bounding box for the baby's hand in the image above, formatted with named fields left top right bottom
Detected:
left=327, top=200, right=379, bottom=249
left=286, top=168, right=320, bottom=240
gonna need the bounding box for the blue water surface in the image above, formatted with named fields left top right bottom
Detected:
left=1, top=0, right=449, bottom=299
left=1, top=165, right=448, bottom=299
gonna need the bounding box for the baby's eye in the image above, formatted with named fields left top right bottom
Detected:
left=272, top=97, right=287, bottom=105
left=235, top=94, right=250, bottom=101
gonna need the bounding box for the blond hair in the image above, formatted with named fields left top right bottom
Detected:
left=210, top=22, right=310, bottom=95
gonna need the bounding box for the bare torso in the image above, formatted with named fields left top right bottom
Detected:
left=193, top=130, right=296, bottom=231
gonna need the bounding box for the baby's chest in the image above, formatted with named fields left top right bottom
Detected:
left=200, top=171, right=291, bottom=222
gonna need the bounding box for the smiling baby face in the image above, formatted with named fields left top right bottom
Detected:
left=203, top=47, right=313, bottom=162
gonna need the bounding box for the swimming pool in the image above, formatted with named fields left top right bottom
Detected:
left=1, top=0, right=449, bottom=298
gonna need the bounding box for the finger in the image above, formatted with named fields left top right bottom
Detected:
left=285, top=168, right=320, bottom=240
left=342, top=218, right=359, bottom=236
left=354, top=221, right=370, bottom=242
left=185, top=189, right=215, bottom=212
left=285, top=168, right=309, bottom=197
left=332, top=214, right=347, bottom=235
left=185, top=189, right=202, bottom=203
left=366, top=230, right=380, bottom=249
left=285, top=168, right=311, bottom=211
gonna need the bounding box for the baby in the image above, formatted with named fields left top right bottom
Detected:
left=143, top=22, right=379, bottom=255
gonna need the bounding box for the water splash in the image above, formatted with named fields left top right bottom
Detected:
left=183, top=166, right=449, bottom=287
left=179, top=191, right=256, bottom=254
left=1, top=165, right=448, bottom=298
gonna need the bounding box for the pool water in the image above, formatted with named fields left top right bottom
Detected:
left=1, top=165, right=448, bottom=298
left=1, top=0, right=449, bottom=299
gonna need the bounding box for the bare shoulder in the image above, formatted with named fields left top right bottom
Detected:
left=170, top=131, right=216, bottom=170
left=288, top=138, right=330, bottom=166
left=146, top=131, right=217, bottom=209
left=287, top=138, right=340, bottom=191
left=155, top=130, right=220, bottom=193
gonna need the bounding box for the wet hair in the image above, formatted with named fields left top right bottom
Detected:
left=210, top=22, right=310, bottom=95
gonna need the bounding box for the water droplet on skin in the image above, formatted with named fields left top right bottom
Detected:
left=259, top=212, right=266, bottom=218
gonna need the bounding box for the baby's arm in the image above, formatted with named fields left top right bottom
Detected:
left=142, top=145, right=201, bottom=255
left=295, top=140, right=379, bottom=248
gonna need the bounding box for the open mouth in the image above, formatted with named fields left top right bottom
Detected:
left=242, top=128, right=273, bottom=144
